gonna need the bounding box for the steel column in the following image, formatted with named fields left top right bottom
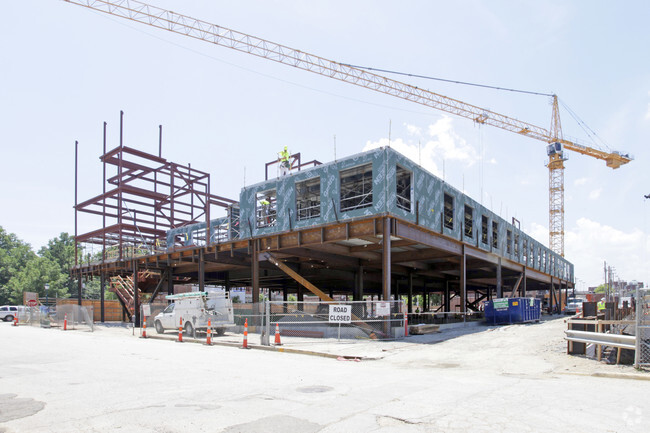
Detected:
left=496, top=258, right=502, bottom=298
left=407, top=272, right=413, bottom=314
left=460, top=245, right=466, bottom=314
left=100, top=272, right=105, bottom=322
left=198, top=249, right=205, bottom=292
left=382, top=217, right=392, bottom=301
left=252, top=240, right=260, bottom=304
left=133, top=261, right=140, bottom=326
left=166, top=267, right=174, bottom=296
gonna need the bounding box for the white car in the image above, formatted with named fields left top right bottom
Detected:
left=154, top=292, right=234, bottom=337
left=0, top=305, right=26, bottom=322
left=564, top=298, right=583, bottom=315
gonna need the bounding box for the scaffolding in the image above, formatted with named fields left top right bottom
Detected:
left=296, top=177, right=321, bottom=221
left=340, top=164, right=373, bottom=212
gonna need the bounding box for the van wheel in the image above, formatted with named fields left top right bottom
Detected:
left=4, top=315, right=14, bottom=322
left=155, top=320, right=164, bottom=334
left=184, top=322, right=195, bottom=338
left=216, top=328, right=226, bottom=336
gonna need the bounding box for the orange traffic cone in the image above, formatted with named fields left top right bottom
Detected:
left=13, top=313, right=18, bottom=327
left=141, top=316, right=148, bottom=339
left=274, top=323, right=282, bottom=345
left=206, top=319, right=212, bottom=346
left=63, top=313, right=68, bottom=331
left=177, top=316, right=183, bottom=343
left=242, top=318, right=249, bottom=349
left=404, top=311, right=409, bottom=337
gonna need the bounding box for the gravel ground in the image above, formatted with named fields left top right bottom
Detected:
left=0, top=317, right=648, bottom=432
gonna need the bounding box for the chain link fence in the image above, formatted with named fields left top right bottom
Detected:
left=261, top=300, right=406, bottom=342
left=17, top=304, right=94, bottom=331
left=636, top=288, right=650, bottom=368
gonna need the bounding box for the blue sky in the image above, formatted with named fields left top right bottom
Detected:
left=2, top=0, right=649, bottom=289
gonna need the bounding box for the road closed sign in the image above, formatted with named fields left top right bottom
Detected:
left=328, top=305, right=351, bottom=324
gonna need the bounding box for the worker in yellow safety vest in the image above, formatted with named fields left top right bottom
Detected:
left=597, top=299, right=605, bottom=311
left=278, top=146, right=291, bottom=176
left=259, top=198, right=271, bottom=224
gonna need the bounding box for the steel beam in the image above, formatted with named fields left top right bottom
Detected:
left=382, top=217, right=392, bottom=301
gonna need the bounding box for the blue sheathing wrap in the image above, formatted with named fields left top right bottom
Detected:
left=167, top=147, right=574, bottom=283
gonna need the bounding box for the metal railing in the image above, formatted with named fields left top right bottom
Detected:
left=636, top=288, right=650, bottom=368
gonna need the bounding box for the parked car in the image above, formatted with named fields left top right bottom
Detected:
left=564, top=298, right=583, bottom=315
left=154, top=291, right=234, bottom=337
left=0, top=305, right=26, bottom=322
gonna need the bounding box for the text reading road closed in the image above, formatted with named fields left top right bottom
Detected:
left=328, top=305, right=351, bottom=324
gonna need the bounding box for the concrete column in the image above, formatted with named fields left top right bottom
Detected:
left=522, top=268, right=527, bottom=297
left=297, top=284, right=303, bottom=302
left=225, top=272, right=231, bottom=292
left=283, top=286, right=288, bottom=302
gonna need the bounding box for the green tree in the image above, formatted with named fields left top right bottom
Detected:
left=7, top=256, right=69, bottom=303
left=594, top=284, right=608, bottom=294
left=38, top=232, right=76, bottom=296
left=0, top=227, right=37, bottom=304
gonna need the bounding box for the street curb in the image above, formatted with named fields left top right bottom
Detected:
left=140, top=333, right=378, bottom=360
left=556, top=371, right=650, bottom=381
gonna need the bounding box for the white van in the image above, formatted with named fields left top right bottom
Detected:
left=0, top=305, right=26, bottom=322
left=153, top=292, right=234, bottom=337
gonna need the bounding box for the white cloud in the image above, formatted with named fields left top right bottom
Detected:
left=363, top=117, right=478, bottom=177
left=405, top=123, right=421, bottom=136
left=527, top=217, right=649, bottom=289
left=574, top=177, right=589, bottom=186
left=565, top=217, right=649, bottom=288
left=588, top=188, right=602, bottom=200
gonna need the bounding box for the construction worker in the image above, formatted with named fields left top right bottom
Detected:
left=597, top=299, right=605, bottom=311
left=259, top=197, right=270, bottom=224
left=278, top=146, right=291, bottom=176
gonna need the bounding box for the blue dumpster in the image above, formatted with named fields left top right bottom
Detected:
left=484, top=298, right=541, bottom=325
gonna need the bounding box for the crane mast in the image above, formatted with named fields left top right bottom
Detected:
left=64, top=0, right=633, bottom=256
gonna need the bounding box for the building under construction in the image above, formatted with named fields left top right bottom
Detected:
left=73, top=119, right=574, bottom=326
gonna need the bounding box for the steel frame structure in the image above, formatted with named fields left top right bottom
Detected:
left=64, top=0, right=634, bottom=257
left=74, top=112, right=237, bottom=265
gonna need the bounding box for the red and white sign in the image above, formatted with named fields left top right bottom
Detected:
left=24, top=291, right=38, bottom=306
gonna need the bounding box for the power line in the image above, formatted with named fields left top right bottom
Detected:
left=341, top=63, right=554, bottom=97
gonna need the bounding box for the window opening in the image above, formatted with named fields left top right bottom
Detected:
left=396, top=165, right=412, bottom=212
left=492, top=221, right=498, bottom=249
left=506, top=230, right=512, bottom=254
left=296, top=177, right=321, bottom=221
left=340, top=164, right=373, bottom=211
left=523, top=239, right=528, bottom=263
left=256, top=189, right=277, bottom=228
left=443, top=193, right=454, bottom=230
left=514, top=234, right=520, bottom=257
left=481, top=215, right=488, bottom=244
left=464, top=205, right=473, bottom=238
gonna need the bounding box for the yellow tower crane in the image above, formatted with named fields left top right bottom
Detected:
left=64, top=0, right=633, bottom=257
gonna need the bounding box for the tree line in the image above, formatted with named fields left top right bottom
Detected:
left=0, top=226, right=109, bottom=305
